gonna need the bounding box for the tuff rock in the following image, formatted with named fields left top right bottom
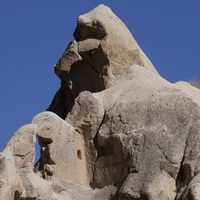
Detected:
left=1, top=4, right=200, bottom=200
left=47, top=4, right=158, bottom=119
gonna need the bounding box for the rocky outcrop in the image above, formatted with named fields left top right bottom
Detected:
left=175, top=81, right=200, bottom=106
left=48, top=4, right=158, bottom=119
left=91, top=65, right=200, bottom=199
left=0, top=124, right=54, bottom=200
left=1, top=4, right=200, bottom=200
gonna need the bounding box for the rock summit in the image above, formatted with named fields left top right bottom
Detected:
left=1, top=4, right=200, bottom=200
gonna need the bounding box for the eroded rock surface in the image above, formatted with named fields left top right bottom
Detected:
left=1, top=4, right=200, bottom=200
left=175, top=81, right=200, bottom=106
left=48, top=4, right=158, bottom=119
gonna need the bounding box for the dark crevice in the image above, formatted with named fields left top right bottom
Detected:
left=80, top=53, right=100, bottom=75
left=48, top=36, right=109, bottom=120
left=73, top=21, right=107, bottom=40
left=91, top=110, right=106, bottom=188
left=47, top=83, right=75, bottom=119
left=77, top=40, right=109, bottom=76
left=98, top=145, right=114, bottom=157
left=175, top=163, right=193, bottom=200
left=76, top=36, right=104, bottom=42
left=111, top=176, right=130, bottom=200
left=175, top=132, right=192, bottom=200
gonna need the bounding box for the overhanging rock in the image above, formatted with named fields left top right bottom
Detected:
left=48, top=4, right=158, bottom=119
left=1, top=4, right=200, bottom=200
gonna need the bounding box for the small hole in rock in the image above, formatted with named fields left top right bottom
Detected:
left=47, top=171, right=53, bottom=176
left=77, top=149, right=82, bottom=160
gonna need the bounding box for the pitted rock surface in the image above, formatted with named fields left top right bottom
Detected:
left=48, top=4, right=158, bottom=119
left=1, top=4, right=200, bottom=200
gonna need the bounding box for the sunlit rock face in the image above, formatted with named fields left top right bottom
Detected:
left=48, top=4, right=158, bottom=119
left=1, top=4, right=200, bottom=200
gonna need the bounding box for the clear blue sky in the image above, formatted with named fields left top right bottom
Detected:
left=1, top=1, right=200, bottom=154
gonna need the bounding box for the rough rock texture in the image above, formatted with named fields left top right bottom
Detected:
left=175, top=81, right=200, bottom=106
left=48, top=4, right=158, bottom=119
left=1, top=4, right=200, bottom=200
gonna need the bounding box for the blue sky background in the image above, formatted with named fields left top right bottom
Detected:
left=1, top=1, right=200, bottom=158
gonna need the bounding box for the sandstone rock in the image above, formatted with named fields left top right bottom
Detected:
left=92, top=65, right=200, bottom=199
left=0, top=150, right=23, bottom=200
left=37, top=66, right=200, bottom=199
left=48, top=4, right=158, bottom=119
left=33, top=111, right=88, bottom=185
left=2, top=4, right=200, bottom=200
left=175, top=81, right=200, bottom=106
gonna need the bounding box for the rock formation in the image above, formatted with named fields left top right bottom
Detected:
left=47, top=4, right=158, bottom=119
left=1, top=4, right=200, bottom=200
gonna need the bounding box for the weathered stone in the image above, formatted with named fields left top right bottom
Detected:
left=0, top=150, right=23, bottom=200
left=0, top=124, right=54, bottom=200
left=37, top=66, right=200, bottom=199
left=48, top=4, right=158, bottom=119
left=176, top=81, right=200, bottom=106
left=91, top=65, right=200, bottom=199
left=2, top=4, right=200, bottom=200
left=33, top=112, right=78, bottom=183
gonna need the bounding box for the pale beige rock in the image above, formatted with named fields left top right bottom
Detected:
left=73, top=4, right=158, bottom=79
left=0, top=150, right=23, bottom=200
left=35, top=65, right=200, bottom=199
left=175, top=81, right=200, bottom=106
left=0, top=124, right=53, bottom=200
left=92, top=65, right=200, bottom=198
left=48, top=4, right=158, bottom=119
left=2, top=4, right=200, bottom=200
left=66, top=91, right=105, bottom=187
left=0, top=112, right=95, bottom=200
left=33, top=112, right=80, bottom=183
